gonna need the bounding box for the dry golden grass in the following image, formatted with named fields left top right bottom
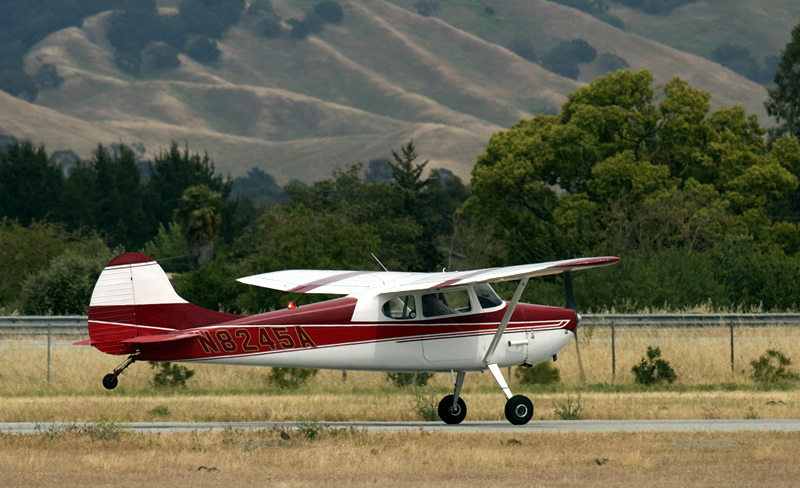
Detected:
left=1, top=428, right=799, bottom=487
left=1, top=389, right=797, bottom=423
left=3, top=325, right=797, bottom=395
left=555, top=325, right=800, bottom=385
left=2, top=326, right=799, bottom=422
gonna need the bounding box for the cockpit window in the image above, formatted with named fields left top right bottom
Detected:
left=422, top=289, right=472, bottom=317
left=382, top=295, right=417, bottom=320
left=474, top=283, right=503, bottom=309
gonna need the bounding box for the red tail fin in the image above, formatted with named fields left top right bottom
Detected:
left=87, top=252, right=241, bottom=354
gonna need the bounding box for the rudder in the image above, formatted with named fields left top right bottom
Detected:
left=87, top=252, right=239, bottom=354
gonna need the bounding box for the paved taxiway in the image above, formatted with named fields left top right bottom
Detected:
left=2, top=419, right=800, bottom=434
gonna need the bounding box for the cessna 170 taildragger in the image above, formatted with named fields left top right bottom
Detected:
left=76, top=252, right=618, bottom=425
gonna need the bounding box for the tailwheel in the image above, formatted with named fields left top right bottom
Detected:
left=505, top=395, right=534, bottom=425
left=102, top=373, right=118, bottom=390
left=438, top=395, right=467, bottom=424
left=102, top=354, right=137, bottom=390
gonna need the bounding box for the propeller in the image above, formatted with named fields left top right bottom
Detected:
left=564, top=271, right=586, bottom=383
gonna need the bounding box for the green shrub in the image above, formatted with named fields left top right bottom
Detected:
left=632, top=347, right=677, bottom=386
left=90, top=416, right=129, bottom=441
left=151, top=362, right=195, bottom=388
left=386, top=372, right=433, bottom=388
left=149, top=405, right=171, bottom=418
left=411, top=392, right=439, bottom=420
left=269, top=367, right=319, bottom=389
left=515, top=362, right=561, bottom=385
left=297, top=421, right=321, bottom=440
left=750, top=349, right=798, bottom=384
left=553, top=394, right=582, bottom=420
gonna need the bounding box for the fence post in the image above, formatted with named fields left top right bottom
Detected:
left=47, top=323, right=51, bottom=384
left=611, top=320, right=616, bottom=380
left=729, top=320, right=734, bottom=374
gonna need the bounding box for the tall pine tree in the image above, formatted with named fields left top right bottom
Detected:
left=765, top=23, right=800, bottom=142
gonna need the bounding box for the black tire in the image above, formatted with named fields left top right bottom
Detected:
left=438, top=395, right=467, bottom=424
left=505, top=395, right=533, bottom=425
left=102, top=373, right=118, bottom=390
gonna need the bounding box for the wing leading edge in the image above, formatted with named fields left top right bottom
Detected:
left=237, top=256, right=619, bottom=296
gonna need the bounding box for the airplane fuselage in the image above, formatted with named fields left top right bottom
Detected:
left=122, top=298, right=576, bottom=373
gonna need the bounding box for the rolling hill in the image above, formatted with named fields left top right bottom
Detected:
left=1, top=0, right=796, bottom=184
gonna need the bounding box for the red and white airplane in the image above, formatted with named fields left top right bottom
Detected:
left=77, top=252, right=618, bottom=425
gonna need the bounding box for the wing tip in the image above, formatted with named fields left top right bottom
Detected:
left=108, top=252, right=155, bottom=267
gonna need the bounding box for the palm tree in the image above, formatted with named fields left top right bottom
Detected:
left=173, top=185, right=224, bottom=269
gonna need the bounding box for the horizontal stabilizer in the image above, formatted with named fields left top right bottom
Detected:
left=120, top=332, right=199, bottom=345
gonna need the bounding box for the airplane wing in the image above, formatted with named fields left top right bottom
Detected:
left=237, top=256, right=619, bottom=295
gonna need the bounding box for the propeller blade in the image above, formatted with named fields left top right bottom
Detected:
left=564, top=270, right=586, bottom=383
left=564, top=271, right=576, bottom=312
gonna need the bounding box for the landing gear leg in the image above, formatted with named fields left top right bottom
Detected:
left=488, top=363, right=534, bottom=425
left=102, top=354, right=137, bottom=390
left=438, top=371, right=467, bottom=424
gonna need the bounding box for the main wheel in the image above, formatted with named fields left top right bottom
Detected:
left=505, top=395, right=533, bottom=425
left=102, top=373, right=118, bottom=390
left=438, top=395, right=467, bottom=424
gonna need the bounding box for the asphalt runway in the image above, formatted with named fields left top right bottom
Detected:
left=2, top=419, right=800, bottom=435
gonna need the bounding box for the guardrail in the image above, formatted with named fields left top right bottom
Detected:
left=581, top=313, right=800, bottom=327
left=0, top=316, right=88, bottom=335
left=2, top=313, right=800, bottom=335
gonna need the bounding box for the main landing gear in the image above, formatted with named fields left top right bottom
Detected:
left=102, top=354, right=138, bottom=390
left=437, top=365, right=534, bottom=425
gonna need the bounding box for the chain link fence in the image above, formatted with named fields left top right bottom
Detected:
left=2, top=315, right=800, bottom=393
left=556, top=314, right=800, bottom=385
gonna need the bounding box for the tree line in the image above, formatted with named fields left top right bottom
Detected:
left=3, top=55, right=800, bottom=315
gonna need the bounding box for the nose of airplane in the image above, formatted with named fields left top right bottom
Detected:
left=566, top=308, right=578, bottom=333
left=520, top=304, right=578, bottom=332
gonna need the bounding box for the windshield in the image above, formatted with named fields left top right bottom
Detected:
left=474, top=283, right=503, bottom=309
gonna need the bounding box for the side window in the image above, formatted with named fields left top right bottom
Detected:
left=382, top=295, right=417, bottom=320
left=474, top=283, right=503, bottom=309
left=422, top=289, right=472, bottom=317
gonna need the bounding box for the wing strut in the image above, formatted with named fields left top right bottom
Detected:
left=483, top=277, right=529, bottom=364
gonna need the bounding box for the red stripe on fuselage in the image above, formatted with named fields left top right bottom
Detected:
left=134, top=301, right=575, bottom=361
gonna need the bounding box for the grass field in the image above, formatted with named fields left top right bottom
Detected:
left=3, top=324, right=800, bottom=486
left=2, top=428, right=799, bottom=487
left=3, top=325, right=798, bottom=395
left=1, top=325, right=799, bottom=423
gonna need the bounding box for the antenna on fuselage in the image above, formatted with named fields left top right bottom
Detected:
left=371, top=253, right=389, bottom=272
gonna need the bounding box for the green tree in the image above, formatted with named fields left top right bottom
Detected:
left=184, top=35, right=220, bottom=62
left=140, top=222, right=189, bottom=272
left=711, top=43, right=760, bottom=81
left=62, top=144, right=149, bottom=250
left=314, top=1, right=344, bottom=24
left=541, top=39, right=597, bottom=80
left=389, top=140, right=429, bottom=193
left=0, top=141, right=63, bottom=225
left=0, top=221, right=106, bottom=310
left=146, top=142, right=232, bottom=230
left=174, top=185, right=225, bottom=269
left=19, top=247, right=112, bottom=315
left=464, top=69, right=800, bottom=311
left=765, top=23, right=800, bottom=142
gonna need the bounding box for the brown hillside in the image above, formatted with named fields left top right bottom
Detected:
left=3, top=0, right=778, bottom=183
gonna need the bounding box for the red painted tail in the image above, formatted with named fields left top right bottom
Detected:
left=86, top=252, right=240, bottom=355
